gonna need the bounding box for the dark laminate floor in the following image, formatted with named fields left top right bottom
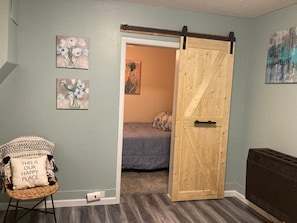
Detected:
left=0, top=194, right=272, bottom=223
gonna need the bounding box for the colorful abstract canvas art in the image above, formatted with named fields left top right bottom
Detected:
left=266, top=27, right=297, bottom=83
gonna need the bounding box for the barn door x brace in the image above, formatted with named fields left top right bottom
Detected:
left=120, top=24, right=236, bottom=54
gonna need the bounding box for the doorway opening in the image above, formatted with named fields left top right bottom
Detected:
left=116, top=37, right=179, bottom=200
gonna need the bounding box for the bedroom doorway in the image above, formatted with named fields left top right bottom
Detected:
left=118, top=28, right=235, bottom=203
left=117, top=37, right=179, bottom=199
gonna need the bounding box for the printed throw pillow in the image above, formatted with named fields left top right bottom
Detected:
left=10, top=156, right=49, bottom=189
left=153, top=112, right=172, bottom=131
left=3, top=156, right=12, bottom=183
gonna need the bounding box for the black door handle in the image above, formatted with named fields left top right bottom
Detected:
left=194, top=120, right=216, bottom=127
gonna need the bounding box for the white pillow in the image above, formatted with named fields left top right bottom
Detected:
left=10, top=156, right=49, bottom=189
left=152, top=111, right=172, bottom=131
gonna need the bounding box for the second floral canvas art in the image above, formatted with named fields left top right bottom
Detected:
left=56, top=78, right=89, bottom=110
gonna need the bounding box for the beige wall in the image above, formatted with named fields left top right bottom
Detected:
left=124, top=45, right=176, bottom=122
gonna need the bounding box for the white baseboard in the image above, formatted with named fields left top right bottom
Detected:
left=0, top=190, right=284, bottom=223
left=0, top=196, right=118, bottom=210
left=53, top=196, right=118, bottom=208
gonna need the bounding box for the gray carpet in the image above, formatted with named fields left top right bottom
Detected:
left=121, top=170, right=168, bottom=195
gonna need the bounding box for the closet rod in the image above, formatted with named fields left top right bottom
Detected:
left=120, top=24, right=236, bottom=42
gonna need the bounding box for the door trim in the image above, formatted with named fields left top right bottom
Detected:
left=116, top=37, right=179, bottom=202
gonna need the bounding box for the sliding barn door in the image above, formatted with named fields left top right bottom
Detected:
left=170, top=37, right=235, bottom=201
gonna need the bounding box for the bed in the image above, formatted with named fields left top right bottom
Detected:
left=122, top=122, right=171, bottom=170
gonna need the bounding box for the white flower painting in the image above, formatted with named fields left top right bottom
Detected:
left=56, top=78, right=89, bottom=110
left=56, top=35, right=89, bottom=69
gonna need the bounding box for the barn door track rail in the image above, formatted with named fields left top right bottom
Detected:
left=120, top=24, right=236, bottom=54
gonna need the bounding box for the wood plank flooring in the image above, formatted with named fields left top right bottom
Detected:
left=0, top=194, right=272, bottom=223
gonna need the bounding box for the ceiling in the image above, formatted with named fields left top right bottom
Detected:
left=116, top=0, right=297, bottom=18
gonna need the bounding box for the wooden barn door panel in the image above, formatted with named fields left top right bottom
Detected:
left=170, top=37, right=235, bottom=201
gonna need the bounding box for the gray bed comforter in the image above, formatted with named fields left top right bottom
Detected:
left=122, top=122, right=171, bottom=170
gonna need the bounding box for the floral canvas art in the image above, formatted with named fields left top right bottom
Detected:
left=56, top=78, right=89, bottom=110
left=56, top=36, right=89, bottom=69
left=125, top=60, right=141, bottom=94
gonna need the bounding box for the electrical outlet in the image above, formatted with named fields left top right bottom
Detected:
left=86, top=191, right=105, bottom=202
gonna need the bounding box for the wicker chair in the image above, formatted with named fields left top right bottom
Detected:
left=0, top=136, right=59, bottom=223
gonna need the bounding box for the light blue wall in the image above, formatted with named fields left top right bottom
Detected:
left=8, top=2, right=18, bottom=64
left=0, top=0, right=254, bottom=201
left=239, top=5, right=297, bottom=189
left=0, top=0, right=18, bottom=84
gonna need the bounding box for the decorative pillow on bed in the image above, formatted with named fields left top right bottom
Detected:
left=153, top=112, right=172, bottom=131
left=10, top=156, right=49, bottom=189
